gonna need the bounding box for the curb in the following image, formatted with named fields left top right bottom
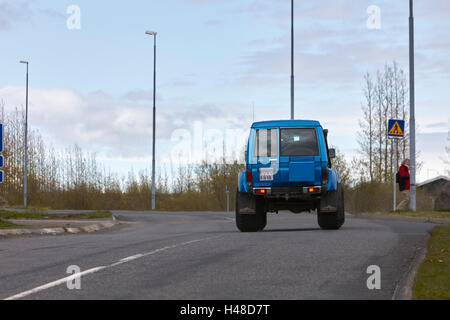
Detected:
left=392, top=233, right=430, bottom=300
left=0, top=219, right=118, bottom=237
left=349, top=213, right=450, bottom=225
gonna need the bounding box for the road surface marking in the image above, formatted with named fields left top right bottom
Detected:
left=118, top=254, right=144, bottom=263
left=5, top=236, right=220, bottom=300
left=4, top=266, right=105, bottom=300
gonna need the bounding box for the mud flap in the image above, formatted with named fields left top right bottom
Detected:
left=236, top=192, right=256, bottom=215
left=319, top=189, right=338, bottom=213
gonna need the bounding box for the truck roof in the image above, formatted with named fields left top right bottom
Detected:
left=251, top=120, right=321, bottom=128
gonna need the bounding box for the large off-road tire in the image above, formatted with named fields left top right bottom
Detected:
left=318, top=184, right=345, bottom=230
left=235, top=191, right=267, bottom=232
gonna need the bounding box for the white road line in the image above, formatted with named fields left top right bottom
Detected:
left=4, top=266, right=106, bottom=301
left=5, top=236, right=219, bottom=300
left=118, top=254, right=144, bottom=263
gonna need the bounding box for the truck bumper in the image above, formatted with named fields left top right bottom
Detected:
left=252, top=186, right=322, bottom=199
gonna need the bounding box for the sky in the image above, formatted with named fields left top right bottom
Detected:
left=0, top=0, right=449, bottom=183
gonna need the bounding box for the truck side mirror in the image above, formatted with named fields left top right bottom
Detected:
left=324, top=129, right=328, bottom=138
left=329, top=148, right=336, bottom=159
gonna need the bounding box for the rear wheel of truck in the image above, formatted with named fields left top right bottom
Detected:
left=317, top=184, right=345, bottom=230
left=235, top=191, right=267, bottom=232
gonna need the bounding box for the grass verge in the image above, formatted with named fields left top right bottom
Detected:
left=363, top=210, right=450, bottom=219
left=6, top=205, right=50, bottom=212
left=0, top=219, right=21, bottom=229
left=413, top=224, right=450, bottom=300
left=0, top=210, right=112, bottom=220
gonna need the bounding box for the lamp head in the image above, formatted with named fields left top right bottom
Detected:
left=145, top=30, right=157, bottom=36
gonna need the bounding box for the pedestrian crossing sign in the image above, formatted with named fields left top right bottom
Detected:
left=388, top=119, right=405, bottom=138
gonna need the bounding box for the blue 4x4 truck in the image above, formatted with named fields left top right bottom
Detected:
left=236, top=120, right=345, bottom=232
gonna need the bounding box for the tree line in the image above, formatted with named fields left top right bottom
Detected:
left=0, top=100, right=244, bottom=210
left=0, top=61, right=435, bottom=213
left=357, top=61, right=409, bottom=184
left=332, top=61, right=432, bottom=212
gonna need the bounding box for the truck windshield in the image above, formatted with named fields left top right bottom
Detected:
left=253, top=129, right=278, bottom=157
left=280, top=128, right=319, bottom=156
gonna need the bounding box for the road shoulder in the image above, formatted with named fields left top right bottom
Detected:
left=350, top=212, right=449, bottom=300
left=0, top=217, right=119, bottom=237
left=392, top=233, right=430, bottom=300
left=349, top=212, right=450, bottom=225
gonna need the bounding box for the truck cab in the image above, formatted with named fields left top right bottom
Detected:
left=236, top=120, right=344, bottom=232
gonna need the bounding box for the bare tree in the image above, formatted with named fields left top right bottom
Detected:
left=358, top=73, right=375, bottom=182
left=445, top=123, right=450, bottom=175
left=358, top=62, right=409, bottom=183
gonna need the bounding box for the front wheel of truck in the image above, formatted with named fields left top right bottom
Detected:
left=317, top=184, right=345, bottom=230
left=235, top=191, right=267, bottom=232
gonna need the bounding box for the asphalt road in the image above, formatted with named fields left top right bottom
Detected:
left=0, top=211, right=433, bottom=300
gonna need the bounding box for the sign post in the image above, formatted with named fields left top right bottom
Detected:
left=226, top=185, right=230, bottom=212
left=393, top=139, right=398, bottom=212
left=388, top=120, right=405, bottom=211
left=409, top=0, right=417, bottom=212
left=0, top=123, right=3, bottom=153
left=0, top=123, right=3, bottom=184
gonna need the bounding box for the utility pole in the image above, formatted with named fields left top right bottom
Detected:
left=146, top=30, right=157, bottom=210
left=226, top=185, right=230, bottom=213
left=290, top=0, right=295, bottom=120
left=393, top=139, right=397, bottom=211
left=409, top=0, right=416, bottom=211
left=252, top=101, right=255, bottom=122
left=20, top=61, right=29, bottom=208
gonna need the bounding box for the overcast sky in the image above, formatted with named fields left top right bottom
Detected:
left=0, top=0, right=449, bottom=182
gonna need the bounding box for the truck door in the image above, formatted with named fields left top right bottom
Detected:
left=278, top=127, right=322, bottom=186
left=250, top=128, right=280, bottom=187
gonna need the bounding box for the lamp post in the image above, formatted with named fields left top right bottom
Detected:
left=20, top=60, right=29, bottom=208
left=409, top=0, right=416, bottom=211
left=290, top=0, right=295, bottom=120
left=146, top=30, right=157, bottom=211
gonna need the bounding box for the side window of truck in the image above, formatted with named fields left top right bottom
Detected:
left=254, top=129, right=279, bottom=158
left=323, top=129, right=332, bottom=168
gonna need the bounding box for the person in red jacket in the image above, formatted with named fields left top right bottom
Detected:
left=397, top=159, right=410, bottom=211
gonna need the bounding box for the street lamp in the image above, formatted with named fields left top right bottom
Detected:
left=409, top=0, right=416, bottom=211
left=145, top=30, right=157, bottom=210
left=20, top=60, right=29, bottom=208
left=290, top=0, right=295, bottom=120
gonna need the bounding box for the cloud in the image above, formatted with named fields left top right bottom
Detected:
left=235, top=42, right=362, bottom=89
left=225, top=0, right=365, bottom=23
left=417, top=0, right=450, bottom=19
left=0, top=86, right=251, bottom=160
left=233, top=0, right=450, bottom=90
left=235, top=75, right=282, bottom=87
left=121, top=90, right=154, bottom=102
left=417, top=131, right=449, bottom=180
left=292, top=0, right=361, bottom=20
left=0, top=86, right=147, bottom=156
left=172, top=80, right=195, bottom=87
left=0, top=1, right=32, bottom=30
left=426, top=122, right=448, bottom=129
left=38, top=7, right=65, bottom=19
left=0, top=1, right=64, bottom=31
